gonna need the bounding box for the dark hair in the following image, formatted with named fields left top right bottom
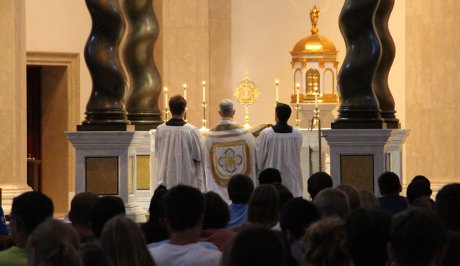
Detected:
left=248, top=185, right=279, bottom=228
left=443, top=232, right=460, bottom=266
left=141, top=186, right=168, bottom=243
left=228, top=174, right=254, bottom=204
left=169, top=95, right=187, bottom=115
left=436, top=183, right=460, bottom=231
left=336, top=185, right=361, bottom=210
left=412, top=175, right=431, bottom=188
left=69, top=192, right=99, bottom=227
left=390, top=209, right=448, bottom=266
left=222, top=227, right=289, bottom=266
left=272, top=182, right=294, bottom=208
left=307, top=172, right=332, bottom=199
left=407, top=179, right=432, bottom=204
left=377, top=171, right=401, bottom=195
left=164, top=185, right=205, bottom=232
left=258, top=168, right=282, bottom=185
left=90, top=196, right=125, bottom=238
left=280, top=198, right=319, bottom=240
left=346, top=208, right=391, bottom=266
left=11, top=191, right=54, bottom=236
left=203, top=192, right=230, bottom=229
left=275, top=103, right=292, bottom=123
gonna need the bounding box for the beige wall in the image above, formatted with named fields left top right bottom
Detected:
left=231, top=0, right=406, bottom=128
left=405, top=0, right=460, bottom=188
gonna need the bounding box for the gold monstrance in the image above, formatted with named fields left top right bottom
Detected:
left=234, top=73, right=260, bottom=129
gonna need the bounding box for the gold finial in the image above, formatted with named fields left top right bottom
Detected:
left=310, top=5, right=320, bottom=35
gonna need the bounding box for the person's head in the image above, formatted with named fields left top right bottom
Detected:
left=222, top=227, right=289, bottom=266
left=313, top=188, right=350, bottom=220
left=336, top=185, right=361, bottom=210
left=358, top=190, right=380, bottom=209
left=378, top=171, right=401, bottom=196
left=227, top=174, right=254, bottom=204
left=258, top=168, right=282, bottom=185
left=248, top=185, right=279, bottom=228
left=345, top=208, right=392, bottom=266
left=272, top=182, right=294, bottom=208
left=280, top=198, right=319, bottom=243
left=435, top=183, right=460, bottom=232
left=10, top=191, right=54, bottom=248
left=275, top=103, right=292, bottom=124
left=164, top=185, right=205, bottom=232
left=389, top=209, right=448, bottom=266
left=169, top=95, right=187, bottom=116
left=69, top=192, right=99, bottom=229
left=407, top=179, right=432, bottom=205
left=90, top=196, right=125, bottom=238
left=203, top=191, right=230, bottom=230
left=148, top=186, right=168, bottom=221
left=27, top=219, right=82, bottom=266
left=303, top=217, right=350, bottom=266
left=307, top=171, right=333, bottom=200
left=100, top=215, right=156, bottom=266
left=412, top=175, right=432, bottom=192
left=219, top=99, right=235, bottom=118
left=80, top=242, right=110, bottom=266
left=442, top=232, right=460, bottom=266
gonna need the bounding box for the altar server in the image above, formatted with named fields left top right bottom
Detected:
left=155, top=95, right=204, bottom=190
left=256, top=103, right=303, bottom=197
left=203, top=99, right=256, bottom=202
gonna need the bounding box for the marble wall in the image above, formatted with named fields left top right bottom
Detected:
left=405, top=0, right=460, bottom=188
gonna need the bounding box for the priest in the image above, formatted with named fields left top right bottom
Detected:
left=155, top=95, right=204, bottom=190
left=256, top=103, right=303, bottom=197
left=203, top=99, right=256, bottom=202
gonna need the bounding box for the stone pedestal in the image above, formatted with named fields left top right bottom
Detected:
left=129, top=131, right=153, bottom=211
left=323, top=129, right=393, bottom=194
left=385, top=129, right=409, bottom=180
left=66, top=132, right=146, bottom=222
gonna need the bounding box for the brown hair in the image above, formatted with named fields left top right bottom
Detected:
left=169, top=95, right=187, bottom=116
left=247, top=185, right=279, bottom=228
left=27, top=219, right=83, bottom=266
left=303, top=217, right=350, bottom=266
left=100, top=215, right=156, bottom=266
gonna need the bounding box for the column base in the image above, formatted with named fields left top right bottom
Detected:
left=1, top=185, right=32, bottom=214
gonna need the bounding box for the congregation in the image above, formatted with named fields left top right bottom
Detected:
left=0, top=97, right=458, bottom=266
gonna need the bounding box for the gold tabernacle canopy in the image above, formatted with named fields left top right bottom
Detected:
left=290, top=5, right=339, bottom=104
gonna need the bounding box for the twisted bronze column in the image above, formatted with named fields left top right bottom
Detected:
left=80, top=0, right=130, bottom=130
left=332, top=0, right=384, bottom=129
left=123, top=0, right=162, bottom=130
left=373, top=0, right=400, bottom=128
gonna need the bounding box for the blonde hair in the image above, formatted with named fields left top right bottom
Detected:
left=247, top=185, right=279, bottom=228
left=27, top=219, right=83, bottom=266
left=100, top=215, right=156, bottom=266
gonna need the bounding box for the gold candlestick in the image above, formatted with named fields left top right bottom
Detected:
left=183, top=83, right=188, bottom=122
left=200, top=100, right=207, bottom=130
left=295, top=103, right=301, bottom=128
left=163, top=87, right=169, bottom=122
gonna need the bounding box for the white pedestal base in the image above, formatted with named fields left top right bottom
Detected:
left=323, top=129, right=393, bottom=194
left=66, top=131, right=146, bottom=222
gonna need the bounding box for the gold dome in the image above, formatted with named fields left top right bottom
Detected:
left=291, top=6, right=338, bottom=56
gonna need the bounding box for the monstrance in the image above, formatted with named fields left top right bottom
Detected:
left=234, top=73, right=260, bottom=129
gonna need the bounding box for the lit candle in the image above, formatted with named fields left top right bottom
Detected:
left=164, top=87, right=168, bottom=108
left=275, top=80, right=279, bottom=103
left=296, top=83, right=300, bottom=104
left=202, top=81, right=206, bottom=102
left=183, top=83, right=187, bottom=100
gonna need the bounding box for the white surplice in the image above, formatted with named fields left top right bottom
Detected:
left=155, top=123, right=204, bottom=190
left=203, top=120, right=256, bottom=202
left=256, top=127, right=303, bottom=197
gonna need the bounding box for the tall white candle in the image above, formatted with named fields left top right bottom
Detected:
left=202, top=81, right=206, bottom=102
left=164, top=87, right=168, bottom=108
left=314, top=86, right=318, bottom=108
left=183, top=83, right=187, bottom=100
left=275, top=80, right=279, bottom=103
left=296, top=83, right=300, bottom=104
